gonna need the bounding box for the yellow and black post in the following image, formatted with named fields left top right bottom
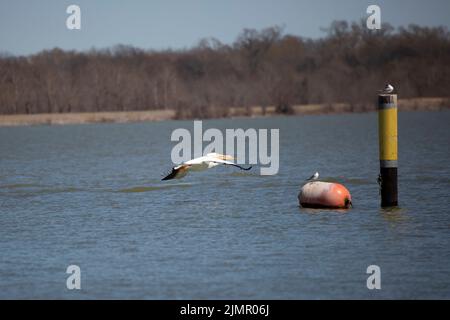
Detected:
left=378, top=94, right=398, bottom=207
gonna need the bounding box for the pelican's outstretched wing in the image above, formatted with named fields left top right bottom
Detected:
left=210, top=159, right=252, bottom=171
left=161, top=154, right=251, bottom=181
left=161, top=164, right=190, bottom=181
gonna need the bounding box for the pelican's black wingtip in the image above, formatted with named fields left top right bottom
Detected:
left=161, top=168, right=176, bottom=181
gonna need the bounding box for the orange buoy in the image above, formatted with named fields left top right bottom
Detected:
left=298, top=181, right=352, bottom=209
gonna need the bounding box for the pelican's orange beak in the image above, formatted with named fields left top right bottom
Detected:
left=222, top=154, right=235, bottom=160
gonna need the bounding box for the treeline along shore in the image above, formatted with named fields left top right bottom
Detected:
left=0, top=97, right=447, bottom=127
left=0, top=20, right=449, bottom=125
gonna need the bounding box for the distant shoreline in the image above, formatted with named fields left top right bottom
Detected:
left=0, top=97, right=448, bottom=127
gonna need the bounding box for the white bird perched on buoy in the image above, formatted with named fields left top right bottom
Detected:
left=161, top=153, right=252, bottom=181
left=380, top=83, right=394, bottom=94
left=306, top=171, right=319, bottom=181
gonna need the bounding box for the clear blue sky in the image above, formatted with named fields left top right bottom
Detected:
left=1, top=0, right=449, bottom=56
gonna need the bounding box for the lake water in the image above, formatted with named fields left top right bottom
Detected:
left=0, top=111, right=449, bottom=299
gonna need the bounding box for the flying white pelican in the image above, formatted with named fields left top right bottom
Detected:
left=306, top=171, right=319, bottom=181
left=380, top=83, right=394, bottom=94
left=161, top=153, right=252, bottom=181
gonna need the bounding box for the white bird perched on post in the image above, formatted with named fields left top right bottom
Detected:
left=380, top=83, right=394, bottom=94
left=306, top=172, right=319, bottom=181
left=161, top=153, right=252, bottom=180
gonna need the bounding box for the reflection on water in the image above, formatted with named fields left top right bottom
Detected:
left=379, top=207, right=409, bottom=223
left=0, top=184, right=83, bottom=196
left=299, top=207, right=350, bottom=215
left=118, top=184, right=193, bottom=193
left=0, top=111, right=449, bottom=299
